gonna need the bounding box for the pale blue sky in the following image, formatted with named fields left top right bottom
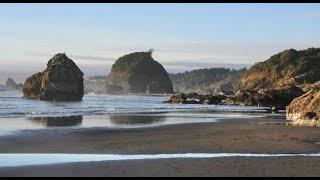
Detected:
left=0, top=3, right=320, bottom=83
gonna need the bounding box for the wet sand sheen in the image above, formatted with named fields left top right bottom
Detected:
left=2, top=153, right=320, bottom=168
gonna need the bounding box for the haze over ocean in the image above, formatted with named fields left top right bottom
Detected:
left=0, top=3, right=320, bottom=83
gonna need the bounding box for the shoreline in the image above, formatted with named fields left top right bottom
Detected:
left=1, top=115, right=320, bottom=176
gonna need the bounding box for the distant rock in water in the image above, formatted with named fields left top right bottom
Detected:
left=238, top=48, right=320, bottom=91
left=23, top=53, right=84, bottom=101
left=106, top=51, right=174, bottom=94
left=4, top=78, right=23, bottom=90
left=286, top=82, right=320, bottom=127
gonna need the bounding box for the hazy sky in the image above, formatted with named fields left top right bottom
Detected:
left=0, top=3, right=320, bottom=84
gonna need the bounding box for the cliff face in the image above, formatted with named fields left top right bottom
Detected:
left=238, top=48, right=320, bottom=91
left=23, top=53, right=84, bottom=101
left=286, top=82, right=320, bottom=127
left=170, top=68, right=246, bottom=94
left=106, top=51, right=174, bottom=94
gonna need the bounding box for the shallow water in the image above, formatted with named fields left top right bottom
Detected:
left=1, top=153, right=320, bottom=167
left=0, top=91, right=279, bottom=136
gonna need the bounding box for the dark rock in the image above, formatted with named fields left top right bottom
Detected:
left=228, top=86, right=304, bottom=109
left=23, top=53, right=84, bottom=101
left=186, top=92, right=199, bottom=99
left=106, top=51, right=173, bottom=94
left=23, top=72, right=43, bottom=99
left=165, top=93, right=187, bottom=104
left=184, top=100, right=200, bottom=104
left=200, top=94, right=227, bottom=105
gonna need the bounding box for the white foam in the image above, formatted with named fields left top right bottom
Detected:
left=1, top=153, right=320, bottom=167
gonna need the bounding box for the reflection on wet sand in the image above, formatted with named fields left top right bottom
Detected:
left=28, top=116, right=83, bottom=127
left=109, top=115, right=166, bottom=125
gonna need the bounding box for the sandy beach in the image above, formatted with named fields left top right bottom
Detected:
left=1, top=115, right=320, bottom=176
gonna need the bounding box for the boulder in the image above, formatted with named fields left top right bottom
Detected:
left=186, top=92, right=199, bottom=99
left=200, top=94, right=227, bottom=105
left=106, top=51, right=174, bottom=94
left=23, top=53, right=84, bottom=101
left=286, top=82, right=320, bottom=127
left=164, top=93, right=187, bottom=104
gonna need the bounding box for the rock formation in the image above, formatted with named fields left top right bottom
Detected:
left=164, top=93, right=226, bottom=105
left=229, top=48, right=320, bottom=108
left=238, top=48, right=320, bottom=91
left=225, top=86, right=304, bottom=109
left=23, top=53, right=84, bottom=101
left=106, top=51, right=174, bottom=94
left=5, top=78, right=21, bottom=90
left=286, top=82, right=320, bottom=127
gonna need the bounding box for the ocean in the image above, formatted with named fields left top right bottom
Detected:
left=0, top=90, right=276, bottom=136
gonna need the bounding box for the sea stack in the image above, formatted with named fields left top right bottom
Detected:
left=286, top=82, right=320, bottom=127
left=23, top=53, right=84, bottom=101
left=106, top=50, right=174, bottom=94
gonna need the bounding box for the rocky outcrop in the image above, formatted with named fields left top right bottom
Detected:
left=228, top=48, right=320, bottom=108
left=23, top=72, right=43, bottom=99
left=23, top=53, right=84, bottom=101
left=106, top=51, right=174, bottom=94
left=225, top=86, right=304, bottom=109
left=164, top=93, right=227, bottom=105
left=238, top=48, right=320, bottom=91
left=286, top=82, right=320, bottom=127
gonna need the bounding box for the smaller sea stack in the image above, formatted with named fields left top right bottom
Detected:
left=23, top=53, right=84, bottom=101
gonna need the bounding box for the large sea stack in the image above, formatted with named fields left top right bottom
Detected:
left=228, top=48, right=320, bottom=109
left=286, top=82, right=320, bottom=127
left=23, top=53, right=84, bottom=101
left=106, top=50, right=174, bottom=94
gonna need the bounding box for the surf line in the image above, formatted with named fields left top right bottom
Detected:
left=1, top=153, right=320, bottom=167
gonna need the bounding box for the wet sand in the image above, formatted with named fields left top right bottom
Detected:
left=1, top=115, right=320, bottom=176
left=2, top=157, right=320, bottom=177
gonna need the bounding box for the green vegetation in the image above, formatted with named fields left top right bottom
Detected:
left=239, top=48, right=320, bottom=90
left=170, top=68, right=247, bottom=94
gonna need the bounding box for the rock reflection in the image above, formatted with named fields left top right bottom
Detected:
left=109, top=115, right=166, bottom=125
left=28, top=115, right=83, bottom=127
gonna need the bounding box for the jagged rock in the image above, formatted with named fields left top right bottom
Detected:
left=226, top=86, right=304, bottom=109
left=106, top=51, right=174, bottom=94
left=164, top=93, right=187, bottom=104
left=186, top=92, right=199, bottom=99
left=163, top=93, right=226, bottom=105
left=23, top=53, right=84, bottom=101
left=23, top=72, right=43, bottom=99
left=286, top=82, right=320, bottom=127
